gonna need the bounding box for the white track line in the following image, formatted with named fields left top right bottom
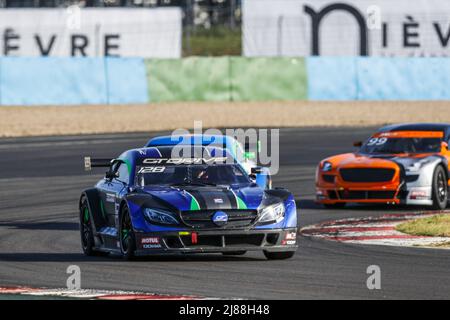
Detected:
left=0, top=286, right=211, bottom=300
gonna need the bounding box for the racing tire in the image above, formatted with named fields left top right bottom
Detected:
left=222, top=251, right=247, bottom=256
left=323, top=203, right=346, bottom=209
left=431, top=166, right=448, bottom=210
left=80, top=199, right=96, bottom=256
left=263, top=250, right=295, bottom=260
left=120, top=205, right=137, bottom=261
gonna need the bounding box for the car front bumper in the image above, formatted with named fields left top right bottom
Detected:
left=134, top=228, right=298, bottom=255
left=316, top=187, right=402, bottom=204
left=316, top=185, right=434, bottom=206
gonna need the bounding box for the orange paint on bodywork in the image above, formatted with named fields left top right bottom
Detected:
left=316, top=130, right=450, bottom=205
left=373, top=131, right=444, bottom=138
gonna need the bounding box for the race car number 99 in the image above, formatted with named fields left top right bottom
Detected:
left=367, top=137, right=388, bottom=146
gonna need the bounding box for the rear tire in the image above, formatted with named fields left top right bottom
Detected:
left=431, top=166, right=448, bottom=210
left=80, top=199, right=96, bottom=256
left=120, top=205, right=137, bottom=260
left=222, top=251, right=247, bottom=256
left=263, top=251, right=295, bottom=260
left=323, top=203, right=346, bottom=209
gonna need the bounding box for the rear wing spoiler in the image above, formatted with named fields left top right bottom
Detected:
left=84, top=157, right=113, bottom=171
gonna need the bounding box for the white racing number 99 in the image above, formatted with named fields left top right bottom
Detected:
left=367, top=137, right=388, bottom=146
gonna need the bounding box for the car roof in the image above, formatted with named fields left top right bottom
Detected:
left=120, top=145, right=235, bottom=166
left=146, top=134, right=236, bottom=148
left=378, top=123, right=450, bottom=139
left=117, top=146, right=238, bottom=185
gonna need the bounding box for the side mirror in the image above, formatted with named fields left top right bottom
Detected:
left=251, top=167, right=263, bottom=175
left=353, top=141, right=363, bottom=147
left=442, top=141, right=449, bottom=152
left=244, top=140, right=261, bottom=154
left=105, top=159, right=124, bottom=180
left=105, top=170, right=118, bottom=180
left=244, top=151, right=256, bottom=160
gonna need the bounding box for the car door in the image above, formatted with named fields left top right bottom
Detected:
left=98, top=161, right=129, bottom=227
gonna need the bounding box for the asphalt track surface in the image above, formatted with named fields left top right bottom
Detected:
left=1, top=127, right=450, bottom=300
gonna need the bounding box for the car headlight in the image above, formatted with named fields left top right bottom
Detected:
left=143, top=208, right=179, bottom=225
left=322, top=161, right=332, bottom=172
left=258, top=203, right=285, bottom=224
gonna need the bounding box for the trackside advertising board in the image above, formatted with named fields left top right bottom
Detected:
left=243, top=0, right=450, bottom=57
left=0, top=8, right=182, bottom=58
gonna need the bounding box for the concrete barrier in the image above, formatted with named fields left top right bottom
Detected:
left=0, top=57, right=148, bottom=105
left=307, top=57, right=357, bottom=101
left=357, top=57, right=450, bottom=100
left=1, top=56, right=450, bottom=105
left=106, top=58, right=149, bottom=104
left=0, top=57, right=107, bottom=105
left=145, top=57, right=231, bottom=102
left=307, top=57, right=450, bottom=101
left=145, top=57, right=307, bottom=102
left=230, top=57, right=307, bottom=101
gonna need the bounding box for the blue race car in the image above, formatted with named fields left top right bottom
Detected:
left=80, top=145, right=297, bottom=260
left=146, top=134, right=272, bottom=190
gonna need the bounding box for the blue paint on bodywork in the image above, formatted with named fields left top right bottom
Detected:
left=146, top=134, right=240, bottom=159
left=91, top=146, right=297, bottom=243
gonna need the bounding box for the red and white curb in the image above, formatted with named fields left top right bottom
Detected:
left=0, top=286, right=210, bottom=300
left=300, top=212, right=450, bottom=248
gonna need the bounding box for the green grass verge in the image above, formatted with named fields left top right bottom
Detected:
left=183, top=27, right=241, bottom=56
left=396, top=214, right=450, bottom=237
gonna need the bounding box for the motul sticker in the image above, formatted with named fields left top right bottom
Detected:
left=141, top=237, right=160, bottom=244
left=141, top=237, right=161, bottom=249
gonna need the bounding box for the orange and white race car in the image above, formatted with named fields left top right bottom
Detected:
left=316, top=123, right=450, bottom=209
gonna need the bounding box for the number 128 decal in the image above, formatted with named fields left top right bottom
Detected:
left=138, top=167, right=166, bottom=174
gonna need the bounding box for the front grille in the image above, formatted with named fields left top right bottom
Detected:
left=180, top=210, right=258, bottom=229
left=180, top=235, right=223, bottom=247
left=405, top=175, right=419, bottom=183
left=339, top=168, right=395, bottom=183
left=225, top=234, right=264, bottom=246
left=178, top=234, right=265, bottom=248
left=328, top=190, right=338, bottom=199
left=322, top=174, right=335, bottom=183
left=338, top=190, right=396, bottom=200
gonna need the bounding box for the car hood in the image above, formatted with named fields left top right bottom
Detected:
left=139, top=185, right=264, bottom=211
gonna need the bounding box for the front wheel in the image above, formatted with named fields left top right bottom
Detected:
left=263, top=251, right=295, bottom=260
left=120, top=205, right=137, bottom=260
left=431, top=166, right=448, bottom=210
left=80, top=199, right=96, bottom=256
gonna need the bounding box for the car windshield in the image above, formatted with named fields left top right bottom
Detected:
left=360, top=136, right=442, bottom=154
left=136, top=164, right=251, bottom=187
